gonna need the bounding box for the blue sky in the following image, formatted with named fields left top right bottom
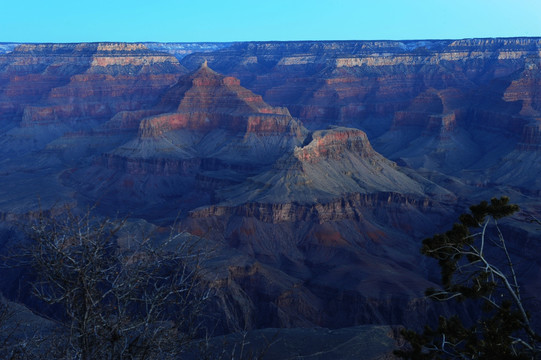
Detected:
left=1, top=0, right=540, bottom=42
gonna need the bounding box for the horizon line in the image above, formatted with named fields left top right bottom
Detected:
left=2, top=36, right=541, bottom=45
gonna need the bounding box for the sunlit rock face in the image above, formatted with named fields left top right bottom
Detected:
left=138, top=62, right=301, bottom=138
left=109, top=62, right=306, bottom=170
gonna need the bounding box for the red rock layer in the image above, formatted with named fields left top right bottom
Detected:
left=181, top=39, right=541, bottom=139
left=0, top=43, right=185, bottom=127
left=139, top=63, right=303, bottom=138
left=0, top=44, right=92, bottom=121
left=294, top=128, right=375, bottom=163
left=191, top=192, right=433, bottom=224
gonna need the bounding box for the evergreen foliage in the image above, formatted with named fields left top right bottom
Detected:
left=396, top=197, right=541, bottom=359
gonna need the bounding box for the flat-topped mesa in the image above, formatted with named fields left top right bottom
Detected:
left=204, top=125, right=448, bottom=210
left=139, top=63, right=302, bottom=138
left=295, top=127, right=376, bottom=163
left=77, top=43, right=183, bottom=73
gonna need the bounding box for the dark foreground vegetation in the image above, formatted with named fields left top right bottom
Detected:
left=0, top=207, right=274, bottom=359
left=397, top=197, right=541, bottom=359
left=2, top=197, right=540, bottom=359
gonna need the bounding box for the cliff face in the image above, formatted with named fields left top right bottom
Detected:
left=210, top=126, right=451, bottom=207
left=294, top=127, right=376, bottom=162
left=0, top=43, right=184, bottom=131
left=112, top=63, right=306, bottom=166
left=183, top=190, right=455, bottom=328
left=191, top=192, right=436, bottom=224
left=180, top=38, right=541, bottom=179
left=504, top=59, right=541, bottom=114
left=180, top=39, right=540, bottom=126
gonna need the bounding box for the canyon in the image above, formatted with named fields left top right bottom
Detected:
left=0, top=39, right=540, bottom=340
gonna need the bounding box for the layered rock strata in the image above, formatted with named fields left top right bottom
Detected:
left=0, top=43, right=185, bottom=132
left=1, top=39, right=541, bottom=333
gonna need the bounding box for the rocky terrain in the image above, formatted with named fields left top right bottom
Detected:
left=0, top=39, right=541, bottom=341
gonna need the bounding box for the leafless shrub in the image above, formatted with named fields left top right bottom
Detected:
left=23, top=207, right=211, bottom=359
